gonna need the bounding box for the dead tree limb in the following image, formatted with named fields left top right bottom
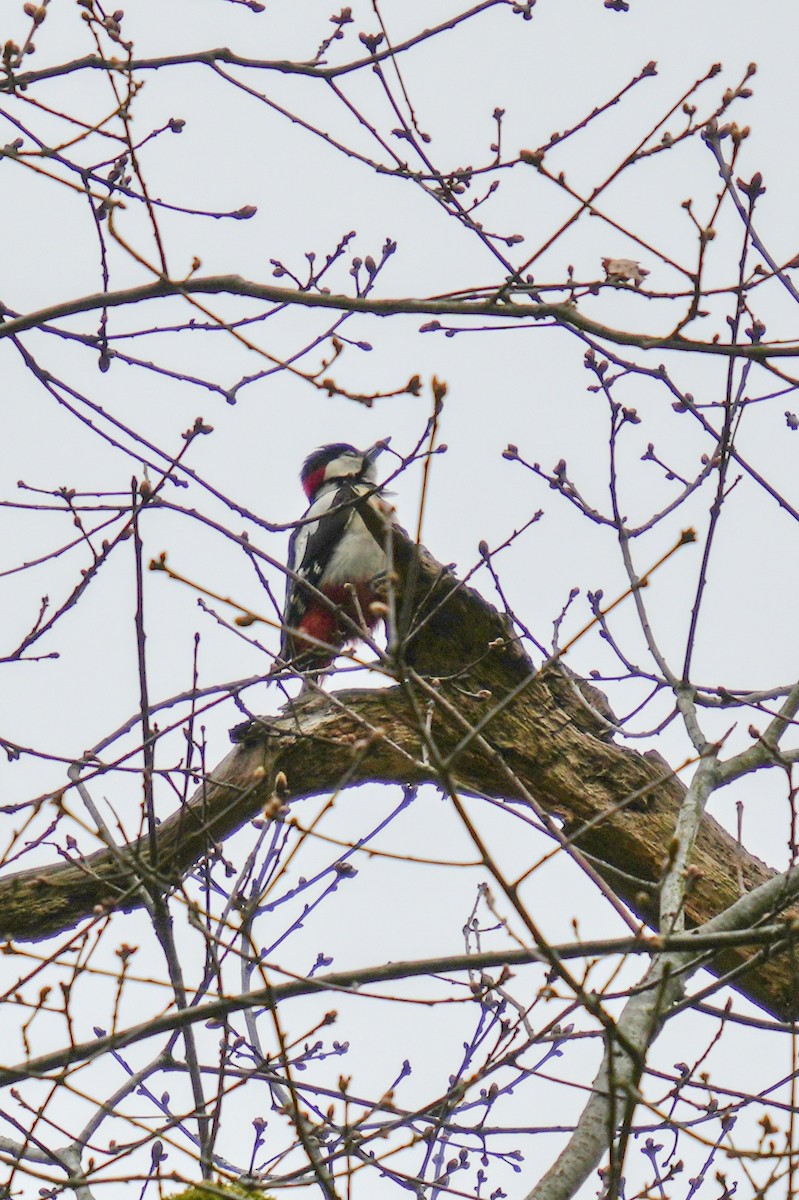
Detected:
left=1, top=533, right=794, bottom=1021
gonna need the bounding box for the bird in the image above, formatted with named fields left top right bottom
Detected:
left=278, top=441, right=396, bottom=678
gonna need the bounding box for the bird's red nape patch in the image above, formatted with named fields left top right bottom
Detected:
left=302, top=465, right=326, bottom=499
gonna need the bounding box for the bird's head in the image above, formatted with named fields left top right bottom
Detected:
left=300, top=441, right=388, bottom=501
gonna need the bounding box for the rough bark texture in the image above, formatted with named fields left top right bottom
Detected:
left=1, top=531, right=795, bottom=1020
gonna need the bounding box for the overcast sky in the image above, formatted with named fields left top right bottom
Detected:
left=2, top=2, right=799, bottom=1197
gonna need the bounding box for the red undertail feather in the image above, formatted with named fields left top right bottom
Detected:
left=293, top=582, right=381, bottom=664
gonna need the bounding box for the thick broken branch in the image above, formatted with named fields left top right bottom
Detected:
left=1, top=536, right=795, bottom=1021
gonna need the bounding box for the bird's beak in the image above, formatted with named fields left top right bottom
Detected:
left=364, top=438, right=390, bottom=465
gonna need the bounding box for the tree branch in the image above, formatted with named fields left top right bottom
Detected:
left=1, top=276, right=793, bottom=359
left=1, top=537, right=795, bottom=1023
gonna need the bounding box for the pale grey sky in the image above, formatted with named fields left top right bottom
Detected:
left=2, top=2, right=799, bottom=1196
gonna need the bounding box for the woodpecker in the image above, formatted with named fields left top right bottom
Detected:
left=279, top=442, right=395, bottom=674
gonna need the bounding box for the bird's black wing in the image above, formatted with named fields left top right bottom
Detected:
left=280, top=482, right=355, bottom=657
